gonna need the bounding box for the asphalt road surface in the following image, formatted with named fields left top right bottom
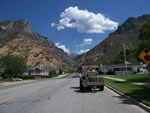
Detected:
left=0, top=73, right=148, bottom=113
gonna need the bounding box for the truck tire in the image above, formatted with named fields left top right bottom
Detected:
left=99, top=85, right=104, bottom=91
left=80, top=78, right=84, bottom=91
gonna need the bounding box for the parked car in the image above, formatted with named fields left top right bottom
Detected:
left=11, top=77, right=23, bottom=81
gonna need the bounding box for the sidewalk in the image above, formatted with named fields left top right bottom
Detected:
left=104, top=76, right=150, bottom=88
left=55, top=74, right=69, bottom=79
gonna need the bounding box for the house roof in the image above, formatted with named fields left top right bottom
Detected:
left=28, top=66, right=54, bottom=71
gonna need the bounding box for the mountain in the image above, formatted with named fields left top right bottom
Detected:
left=0, top=19, right=76, bottom=71
left=76, top=14, right=150, bottom=65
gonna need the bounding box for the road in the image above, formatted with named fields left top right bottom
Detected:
left=0, top=73, right=148, bottom=113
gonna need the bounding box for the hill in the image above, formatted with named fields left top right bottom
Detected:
left=76, top=14, right=150, bottom=65
left=0, top=19, right=76, bottom=71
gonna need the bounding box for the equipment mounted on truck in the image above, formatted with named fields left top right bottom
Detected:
left=80, top=65, right=104, bottom=91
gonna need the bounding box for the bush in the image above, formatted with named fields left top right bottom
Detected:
left=49, top=70, right=57, bottom=76
left=20, top=75, right=35, bottom=80
left=59, top=68, right=64, bottom=74
left=41, top=76, right=51, bottom=79
left=106, top=70, right=115, bottom=75
left=41, top=75, right=57, bottom=78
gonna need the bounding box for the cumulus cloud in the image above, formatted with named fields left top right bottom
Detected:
left=57, top=25, right=64, bottom=30
left=80, top=38, right=93, bottom=47
left=51, top=6, right=118, bottom=33
left=78, top=49, right=90, bottom=54
left=51, top=23, right=55, bottom=27
left=55, top=42, right=70, bottom=54
left=51, top=23, right=64, bottom=30
left=83, top=38, right=93, bottom=45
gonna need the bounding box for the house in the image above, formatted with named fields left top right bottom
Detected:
left=100, top=63, right=147, bottom=75
left=24, top=66, right=54, bottom=76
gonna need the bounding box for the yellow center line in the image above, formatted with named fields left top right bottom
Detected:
left=0, top=83, right=34, bottom=92
left=0, top=97, right=13, bottom=104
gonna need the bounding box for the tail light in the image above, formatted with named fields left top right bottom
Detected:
left=82, top=80, right=86, bottom=83
left=99, top=80, right=103, bottom=83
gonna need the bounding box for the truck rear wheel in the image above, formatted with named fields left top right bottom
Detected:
left=80, top=79, right=84, bottom=91
left=99, top=85, right=104, bottom=91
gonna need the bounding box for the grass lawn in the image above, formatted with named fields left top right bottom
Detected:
left=104, top=78, right=150, bottom=106
left=109, top=74, right=150, bottom=83
left=0, top=78, right=13, bottom=83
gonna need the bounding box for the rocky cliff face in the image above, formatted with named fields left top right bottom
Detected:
left=76, top=14, right=150, bottom=65
left=0, top=19, right=76, bottom=71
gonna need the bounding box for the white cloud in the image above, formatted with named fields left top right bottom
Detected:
left=51, top=23, right=64, bottom=30
left=55, top=42, right=70, bottom=54
left=80, top=38, right=93, bottom=47
left=51, top=6, right=118, bottom=33
left=51, top=23, right=55, bottom=27
left=57, top=25, right=64, bottom=30
left=78, top=49, right=90, bottom=54
left=83, top=38, right=93, bottom=45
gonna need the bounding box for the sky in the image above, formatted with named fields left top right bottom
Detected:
left=0, top=0, right=150, bottom=54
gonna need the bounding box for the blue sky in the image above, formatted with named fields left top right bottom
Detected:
left=0, top=0, right=150, bottom=54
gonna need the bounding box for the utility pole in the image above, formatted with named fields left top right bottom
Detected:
left=122, top=43, right=128, bottom=75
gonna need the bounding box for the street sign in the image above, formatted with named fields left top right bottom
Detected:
left=139, top=48, right=150, bottom=64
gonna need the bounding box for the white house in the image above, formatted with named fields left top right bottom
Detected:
left=24, top=66, right=54, bottom=76
left=100, top=63, right=147, bottom=75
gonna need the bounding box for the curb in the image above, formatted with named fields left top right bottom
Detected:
left=55, top=74, right=69, bottom=79
left=105, top=84, right=150, bottom=113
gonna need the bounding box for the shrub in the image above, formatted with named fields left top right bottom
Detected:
left=20, top=75, right=34, bottom=80
left=106, top=70, right=115, bottom=75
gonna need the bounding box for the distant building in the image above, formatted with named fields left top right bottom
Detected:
left=100, top=63, right=148, bottom=75
left=138, top=64, right=148, bottom=74
left=24, top=66, right=54, bottom=76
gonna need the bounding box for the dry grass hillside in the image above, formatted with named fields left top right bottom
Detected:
left=0, top=19, right=76, bottom=71
left=0, top=37, right=69, bottom=69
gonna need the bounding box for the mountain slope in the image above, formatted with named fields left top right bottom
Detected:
left=0, top=19, right=76, bottom=71
left=77, top=14, right=150, bottom=65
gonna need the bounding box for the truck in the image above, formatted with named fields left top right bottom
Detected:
left=80, top=65, right=104, bottom=91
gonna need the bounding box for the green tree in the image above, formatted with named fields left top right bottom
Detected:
left=0, top=55, right=27, bottom=79
left=139, top=19, right=150, bottom=41
left=137, top=19, right=150, bottom=81
left=59, top=68, right=64, bottom=74
left=136, top=19, right=150, bottom=60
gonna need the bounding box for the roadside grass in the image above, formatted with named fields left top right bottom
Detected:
left=109, top=74, right=150, bottom=83
left=0, top=78, right=13, bottom=83
left=0, top=75, right=59, bottom=83
left=104, top=78, right=150, bottom=106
